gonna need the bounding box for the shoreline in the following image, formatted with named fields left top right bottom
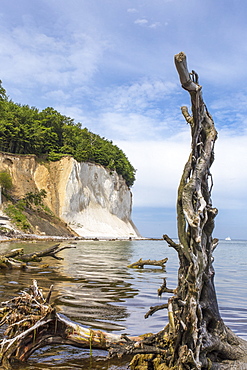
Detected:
left=0, top=233, right=162, bottom=243
left=0, top=210, right=151, bottom=243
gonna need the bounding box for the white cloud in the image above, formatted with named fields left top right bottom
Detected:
left=50, top=77, right=183, bottom=142
left=0, top=25, right=107, bottom=89
left=98, top=79, right=178, bottom=113
left=133, top=18, right=161, bottom=29
left=212, top=132, right=247, bottom=210
left=116, top=132, right=191, bottom=207
left=115, top=129, right=247, bottom=214
left=53, top=86, right=185, bottom=142
left=211, top=91, right=247, bottom=115
left=99, top=112, right=168, bottom=141
left=134, top=18, right=149, bottom=26
left=149, top=22, right=161, bottom=29
left=44, top=90, right=70, bottom=102
left=127, top=8, right=138, bottom=13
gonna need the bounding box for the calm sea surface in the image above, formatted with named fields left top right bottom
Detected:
left=0, top=238, right=246, bottom=369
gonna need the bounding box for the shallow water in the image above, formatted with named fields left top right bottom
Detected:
left=0, top=239, right=246, bottom=369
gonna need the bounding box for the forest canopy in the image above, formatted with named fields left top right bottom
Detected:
left=0, top=81, right=136, bottom=187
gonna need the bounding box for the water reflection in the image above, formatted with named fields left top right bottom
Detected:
left=15, top=346, right=130, bottom=370
left=0, top=239, right=246, bottom=370
left=0, top=239, right=170, bottom=369
left=0, top=241, right=64, bottom=303
left=0, top=240, right=141, bottom=332
left=53, top=241, right=139, bottom=331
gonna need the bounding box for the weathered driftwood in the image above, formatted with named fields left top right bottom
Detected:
left=0, top=280, right=164, bottom=369
left=128, top=258, right=168, bottom=269
left=142, top=278, right=174, bottom=318
left=131, top=52, right=247, bottom=369
left=0, top=244, right=76, bottom=269
left=144, top=303, right=168, bottom=319
left=142, top=52, right=247, bottom=369
left=157, top=278, right=174, bottom=296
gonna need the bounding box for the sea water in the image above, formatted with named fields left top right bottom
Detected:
left=0, top=238, right=246, bottom=369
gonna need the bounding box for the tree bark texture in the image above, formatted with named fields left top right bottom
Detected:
left=129, top=52, right=247, bottom=370
left=156, top=52, right=247, bottom=369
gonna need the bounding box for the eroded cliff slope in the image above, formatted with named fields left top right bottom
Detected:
left=0, top=153, right=140, bottom=238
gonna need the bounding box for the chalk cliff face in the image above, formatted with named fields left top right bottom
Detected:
left=0, top=153, right=140, bottom=238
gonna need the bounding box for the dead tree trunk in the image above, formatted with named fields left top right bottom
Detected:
left=130, top=52, right=247, bottom=370
left=158, top=52, right=247, bottom=369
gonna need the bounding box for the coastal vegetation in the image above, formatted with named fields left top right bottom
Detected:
left=0, top=82, right=136, bottom=186
left=3, top=189, right=48, bottom=232
left=4, top=203, right=31, bottom=231
left=0, top=180, right=73, bottom=236
left=0, top=171, right=12, bottom=193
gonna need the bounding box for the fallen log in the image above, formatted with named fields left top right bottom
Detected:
left=128, top=258, right=168, bottom=269
left=0, top=280, right=163, bottom=369
left=0, top=243, right=76, bottom=269
left=17, top=243, right=76, bottom=262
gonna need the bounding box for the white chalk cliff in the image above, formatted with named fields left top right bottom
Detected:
left=0, top=153, right=140, bottom=238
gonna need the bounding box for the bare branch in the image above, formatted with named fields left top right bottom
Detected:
left=19, top=244, right=76, bottom=262
left=128, top=258, right=168, bottom=269
left=144, top=304, right=168, bottom=319
left=158, top=278, right=174, bottom=296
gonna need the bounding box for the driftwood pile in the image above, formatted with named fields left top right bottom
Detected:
left=0, top=280, right=162, bottom=369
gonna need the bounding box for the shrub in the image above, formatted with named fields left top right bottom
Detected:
left=0, top=172, right=12, bottom=192
left=23, top=189, right=47, bottom=208
left=5, top=204, right=31, bottom=231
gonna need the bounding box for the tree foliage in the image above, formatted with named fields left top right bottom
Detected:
left=0, top=171, right=13, bottom=192
left=22, top=189, right=47, bottom=208
left=4, top=203, right=31, bottom=231
left=0, top=84, right=136, bottom=186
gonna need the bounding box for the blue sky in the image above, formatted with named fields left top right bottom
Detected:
left=0, top=0, right=247, bottom=239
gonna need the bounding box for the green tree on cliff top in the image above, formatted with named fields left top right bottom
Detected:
left=0, top=83, right=135, bottom=187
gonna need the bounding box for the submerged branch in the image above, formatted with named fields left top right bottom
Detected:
left=128, top=258, right=168, bottom=269
left=0, top=244, right=76, bottom=269
left=18, top=243, right=76, bottom=262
